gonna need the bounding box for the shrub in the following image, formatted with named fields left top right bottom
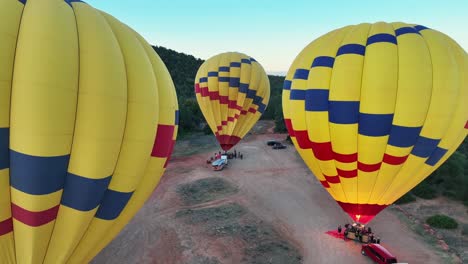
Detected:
left=394, top=193, right=416, bottom=204
left=426, top=214, right=458, bottom=229
left=412, top=182, right=437, bottom=199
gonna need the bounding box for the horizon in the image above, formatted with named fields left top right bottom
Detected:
left=87, top=0, right=467, bottom=73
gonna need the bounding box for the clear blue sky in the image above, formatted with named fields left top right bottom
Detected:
left=86, top=0, right=468, bottom=74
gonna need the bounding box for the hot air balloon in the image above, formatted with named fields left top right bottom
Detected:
left=195, top=52, right=270, bottom=151
left=0, top=0, right=178, bottom=263
left=283, top=22, right=467, bottom=224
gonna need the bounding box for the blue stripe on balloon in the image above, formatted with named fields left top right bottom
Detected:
left=366, top=34, right=397, bottom=46
left=61, top=173, right=111, bottom=211
left=230, top=62, right=241, bottom=67
left=10, top=150, right=69, bottom=195
left=241, top=58, right=251, bottom=64
left=411, top=136, right=440, bottom=158
left=258, top=104, right=266, bottom=114
left=311, top=56, right=335, bottom=68
left=64, top=0, right=85, bottom=7
left=229, top=77, right=240, bottom=88
left=250, top=57, right=257, bottom=62
left=0, top=128, right=8, bottom=170
left=239, top=83, right=249, bottom=93
left=199, top=77, right=208, bottom=83
left=283, top=80, right=292, bottom=90
left=329, top=101, right=360, bottom=124
left=17, top=0, right=26, bottom=4
left=244, top=89, right=255, bottom=99
left=358, top=113, right=394, bottom=137
left=293, top=69, right=309, bottom=80
left=305, top=89, right=329, bottom=111
left=290, top=90, right=306, bottom=100
left=387, top=125, right=422, bottom=148
left=219, top=77, right=229, bottom=82
left=95, top=189, right=133, bottom=220
left=208, top=71, right=218, bottom=77
left=395, top=27, right=420, bottom=36
left=175, top=110, right=180, bottom=125
left=425, top=147, right=447, bottom=166
left=336, top=44, right=366, bottom=56
left=414, top=25, right=429, bottom=32
left=219, top=66, right=229, bottom=72
left=253, top=95, right=263, bottom=104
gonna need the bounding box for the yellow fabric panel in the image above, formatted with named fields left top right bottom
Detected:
left=10, top=188, right=61, bottom=212
left=68, top=31, right=178, bottom=263
left=43, top=207, right=97, bottom=264
left=390, top=23, right=432, bottom=127
left=329, top=123, right=357, bottom=155
left=66, top=3, right=127, bottom=179
left=13, top=220, right=55, bottom=264
left=329, top=23, right=369, bottom=101
left=100, top=12, right=159, bottom=193
left=0, top=169, right=11, bottom=221
left=218, top=56, right=230, bottom=133
left=197, top=64, right=217, bottom=133
left=0, top=232, right=15, bottom=264
left=436, top=36, right=468, bottom=150
left=340, top=177, right=358, bottom=204
left=10, top=0, right=78, bottom=156
left=368, top=163, right=401, bottom=204
left=75, top=157, right=167, bottom=264
left=0, top=0, right=23, bottom=127
left=206, top=57, right=222, bottom=129
left=226, top=53, right=241, bottom=135
left=358, top=135, right=388, bottom=165
left=360, top=22, right=398, bottom=114
left=357, top=170, right=379, bottom=203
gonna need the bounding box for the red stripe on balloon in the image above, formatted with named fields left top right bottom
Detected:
left=320, top=180, right=330, bottom=188
left=293, top=130, right=313, bottom=149
left=324, top=174, right=340, bottom=184
left=194, top=83, right=201, bottom=93
left=216, top=135, right=241, bottom=151
left=217, top=125, right=223, bottom=130
left=311, top=142, right=334, bottom=161
left=0, top=218, right=13, bottom=235
left=383, top=153, right=408, bottom=165
left=241, top=110, right=248, bottom=115
left=358, top=161, right=382, bottom=172
left=464, top=120, right=468, bottom=129
left=336, top=201, right=388, bottom=224
left=337, top=168, right=357, bottom=178
left=248, top=107, right=256, bottom=113
left=11, top=203, right=59, bottom=227
left=219, top=96, right=229, bottom=104
left=333, top=152, right=357, bottom=163
left=209, top=91, right=219, bottom=100
left=163, top=139, right=176, bottom=168
left=151, top=125, right=175, bottom=158
left=284, top=119, right=294, bottom=136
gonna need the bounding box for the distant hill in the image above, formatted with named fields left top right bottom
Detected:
left=152, top=46, right=286, bottom=134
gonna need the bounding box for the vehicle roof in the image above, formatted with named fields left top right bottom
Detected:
left=367, top=243, right=396, bottom=259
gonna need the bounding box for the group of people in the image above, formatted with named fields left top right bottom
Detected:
left=338, top=223, right=380, bottom=244
left=207, top=149, right=244, bottom=164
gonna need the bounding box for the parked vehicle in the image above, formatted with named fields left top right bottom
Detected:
left=212, top=155, right=228, bottom=171
left=267, top=140, right=280, bottom=146
left=272, top=143, right=286, bottom=149
left=361, top=243, right=397, bottom=264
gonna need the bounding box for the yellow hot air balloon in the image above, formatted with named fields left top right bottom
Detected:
left=195, top=52, right=270, bottom=151
left=283, top=22, right=467, bottom=224
left=0, top=0, right=178, bottom=263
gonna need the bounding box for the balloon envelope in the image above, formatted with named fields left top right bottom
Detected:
left=283, top=22, right=467, bottom=224
left=195, top=52, right=270, bottom=151
left=0, top=0, right=178, bottom=263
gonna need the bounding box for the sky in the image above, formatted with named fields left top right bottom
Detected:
left=86, top=0, right=468, bottom=75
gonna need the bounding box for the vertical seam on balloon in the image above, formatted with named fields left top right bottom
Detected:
left=328, top=26, right=353, bottom=205
left=41, top=1, right=81, bottom=262
left=371, top=22, right=404, bottom=205
left=375, top=24, right=434, bottom=205
left=355, top=23, right=371, bottom=206
left=7, top=0, right=28, bottom=259
left=212, top=55, right=222, bottom=135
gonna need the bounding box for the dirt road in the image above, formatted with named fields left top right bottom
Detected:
left=93, top=122, right=448, bottom=264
